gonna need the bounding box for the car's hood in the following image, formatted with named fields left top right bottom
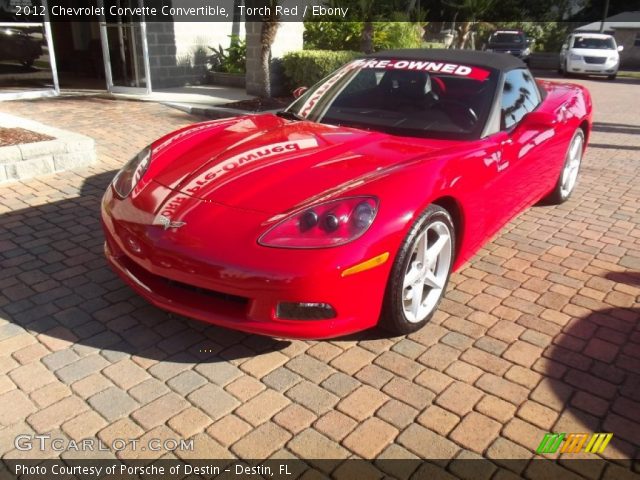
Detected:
left=147, top=114, right=459, bottom=214
left=569, top=48, right=616, bottom=58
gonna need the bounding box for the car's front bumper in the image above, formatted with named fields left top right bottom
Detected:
left=566, top=58, right=618, bottom=75
left=487, top=49, right=529, bottom=61
left=101, top=186, right=393, bottom=339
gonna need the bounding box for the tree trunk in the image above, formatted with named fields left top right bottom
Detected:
left=456, top=22, right=472, bottom=49
left=361, top=21, right=374, bottom=54
left=260, top=20, right=279, bottom=98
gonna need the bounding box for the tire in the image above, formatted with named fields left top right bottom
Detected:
left=607, top=74, right=616, bottom=80
left=381, top=205, right=455, bottom=335
left=543, top=128, right=585, bottom=205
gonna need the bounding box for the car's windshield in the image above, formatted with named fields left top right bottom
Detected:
left=572, top=36, right=616, bottom=49
left=490, top=32, right=524, bottom=44
left=286, top=58, right=499, bottom=140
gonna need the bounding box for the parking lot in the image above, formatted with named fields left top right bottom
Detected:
left=0, top=76, right=638, bottom=473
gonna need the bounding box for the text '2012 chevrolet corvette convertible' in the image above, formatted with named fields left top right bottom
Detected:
left=102, top=49, right=592, bottom=339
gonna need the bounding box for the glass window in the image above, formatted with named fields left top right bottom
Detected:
left=288, top=59, right=499, bottom=140
left=490, top=32, right=525, bottom=44
left=634, top=34, right=640, bottom=47
left=572, top=36, right=616, bottom=50
left=500, top=69, right=541, bottom=130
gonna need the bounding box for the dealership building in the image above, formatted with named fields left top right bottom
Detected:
left=0, top=0, right=303, bottom=100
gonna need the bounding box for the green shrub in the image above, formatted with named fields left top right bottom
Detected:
left=304, top=21, right=362, bottom=51
left=304, top=16, right=426, bottom=52
left=208, top=35, right=246, bottom=74
left=373, top=13, right=425, bottom=50
left=282, top=50, right=361, bottom=90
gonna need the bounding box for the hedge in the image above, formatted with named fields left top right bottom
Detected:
left=281, top=50, right=361, bottom=91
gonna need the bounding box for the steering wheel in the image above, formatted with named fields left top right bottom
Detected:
left=436, top=99, right=479, bottom=129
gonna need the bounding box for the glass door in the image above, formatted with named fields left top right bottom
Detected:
left=99, top=0, right=151, bottom=94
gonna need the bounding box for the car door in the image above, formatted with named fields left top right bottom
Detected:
left=487, top=68, right=546, bottom=233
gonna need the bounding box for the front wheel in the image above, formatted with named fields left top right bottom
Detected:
left=381, top=205, right=455, bottom=335
left=607, top=74, right=617, bottom=80
left=544, top=128, right=585, bottom=204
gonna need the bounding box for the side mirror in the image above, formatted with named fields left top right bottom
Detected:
left=523, top=110, right=556, bottom=128
left=292, top=86, right=308, bottom=99
left=617, top=45, right=624, bottom=52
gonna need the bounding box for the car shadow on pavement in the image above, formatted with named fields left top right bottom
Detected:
left=544, top=271, right=639, bottom=458
left=0, top=171, right=290, bottom=364
left=588, top=144, right=640, bottom=151
left=592, top=122, right=640, bottom=136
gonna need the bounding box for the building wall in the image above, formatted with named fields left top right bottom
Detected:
left=614, top=29, right=640, bottom=68
left=146, top=22, right=244, bottom=89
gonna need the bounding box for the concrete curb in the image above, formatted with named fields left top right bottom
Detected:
left=0, top=113, right=96, bottom=184
left=162, top=102, right=249, bottom=119
left=163, top=102, right=281, bottom=119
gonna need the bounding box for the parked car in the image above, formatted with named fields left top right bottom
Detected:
left=484, top=30, right=531, bottom=64
left=0, top=27, right=43, bottom=68
left=559, top=33, right=623, bottom=80
left=102, top=50, right=592, bottom=339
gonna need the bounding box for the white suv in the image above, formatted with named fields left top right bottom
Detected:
left=559, top=33, right=623, bottom=80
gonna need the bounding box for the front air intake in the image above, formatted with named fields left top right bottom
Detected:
left=276, top=302, right=336, bottom=320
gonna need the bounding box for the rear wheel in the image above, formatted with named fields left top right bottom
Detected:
left=381, top=205, right=455, bottom=335
left=544, top=129, right=584, bottom=204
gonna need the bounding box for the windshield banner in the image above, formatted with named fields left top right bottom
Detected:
left=353, top=59, right=491, bottom=81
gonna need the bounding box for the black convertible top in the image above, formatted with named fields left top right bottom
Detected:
left=371, top=49, right=526, bottom=72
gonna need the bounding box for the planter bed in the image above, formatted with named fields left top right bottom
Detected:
left=0, top=112, right=96, bottom=184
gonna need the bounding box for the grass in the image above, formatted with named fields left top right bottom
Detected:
left=618, top=70, right=640, bottom=79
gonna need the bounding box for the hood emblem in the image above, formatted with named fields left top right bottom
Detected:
left=154, top=215, right=186, bottom=230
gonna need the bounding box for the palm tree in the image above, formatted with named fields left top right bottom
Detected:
left=444, top=0, right=495, bottom=49
left=359, top=0, right=375, bottom=53
left=259, top=0, right=280, bottom=98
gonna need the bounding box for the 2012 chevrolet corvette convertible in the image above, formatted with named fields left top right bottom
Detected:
left=102, top=50, right=592, bottom=339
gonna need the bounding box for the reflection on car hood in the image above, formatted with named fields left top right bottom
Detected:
left=145, top=114, right=458, bottom=214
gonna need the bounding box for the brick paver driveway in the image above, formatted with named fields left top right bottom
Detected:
left=1, top=78, right=638, bottom=474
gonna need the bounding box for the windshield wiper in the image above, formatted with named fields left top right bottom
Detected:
left=276, top=110, right=304, bottom=121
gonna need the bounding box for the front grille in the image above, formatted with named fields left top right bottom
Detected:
left=584, top=56, right=607, bottom=64
left=165, top=278, right=249, bottom=305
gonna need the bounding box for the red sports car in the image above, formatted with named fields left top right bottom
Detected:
left=101, top=50, right=592, bottom=339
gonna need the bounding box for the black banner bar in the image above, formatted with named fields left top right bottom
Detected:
left=1, top=459, right=637, bottom=480
left=3, top=0, right=640, bottom=23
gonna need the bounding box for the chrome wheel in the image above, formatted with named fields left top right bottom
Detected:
left=560, top=131, right=583, bottom=198
left=402, top=221, right=452, bottom=323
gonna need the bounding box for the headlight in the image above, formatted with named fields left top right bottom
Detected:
left=112, top=146, right=152, bottom=198
left=259, top=196, right=379, bottom=248
left=608, top=56, right=617, bottom=62
left=522, top=47, right=530, bottom=56
left=569, top=53, right=582, bottom=61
